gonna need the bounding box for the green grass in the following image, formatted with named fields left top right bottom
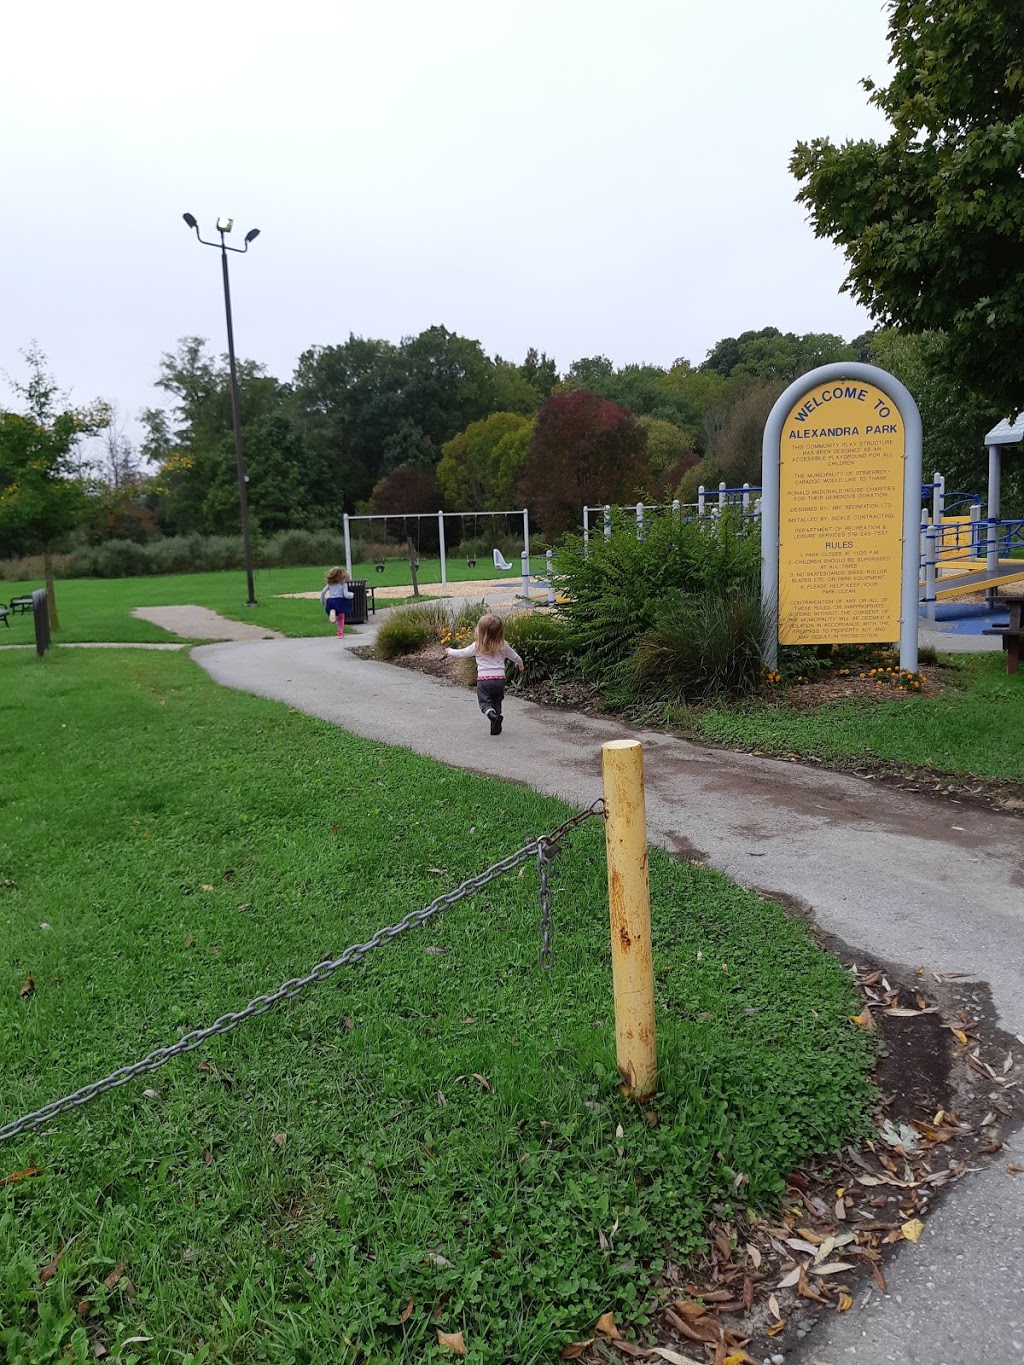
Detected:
left=0, top=559, right=548, bottom=646
left=0, top=649, right=873, bottom=1363
left=690, top=653, right=1024, bottom=782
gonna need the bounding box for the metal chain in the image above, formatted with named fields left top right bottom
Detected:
left=0, top=799, right=605, bottom=1146
left=537, top=840, right=555, bottom=970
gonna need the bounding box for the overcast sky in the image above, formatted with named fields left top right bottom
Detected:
left=3, top=0, right=892, bottom=435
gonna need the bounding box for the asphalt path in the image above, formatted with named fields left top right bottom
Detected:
left=193, top=625, right=1024, bottom=1365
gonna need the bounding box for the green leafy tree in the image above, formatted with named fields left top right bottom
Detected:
left=869, top=330, right=1020, bottom=511
left=0, top=347, right=107, bottom=626
left=701, top=328, right=856, bottom=383
left=790, top=0, right=1024, bottom=415
left=436, top=413, right=533, bottom=511
left=637, top=416, right=698, bottom=489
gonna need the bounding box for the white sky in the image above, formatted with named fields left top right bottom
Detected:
left=2, top=0, right=892, bottom=433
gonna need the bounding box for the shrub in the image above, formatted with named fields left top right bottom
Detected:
left=373, top=606, right=436, bottom=659
left=503, top=611, right=573, bottom=683
left=258, top=529, right=349, bottom=568
left=614, top=586, right=768, bottom=704
left=555, top=511, right=760, bottom=680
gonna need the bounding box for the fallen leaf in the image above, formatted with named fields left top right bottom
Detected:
left=785, top=1237, right=819, bottom=1256
left=595, top=1311, right=620, bottom=1338
left=560, top=1342, right=595, bottom=1360
left=834, top=1197, right=846, bottom=1219
left=426, top=867, right=444, bottom=874
left=884, top=1007, right=925, bottom=1017
left=776, top=1269, right=800, bottom=1289
left=19, top=976, right=35, bottom=999
left=142, top=1088, right=159, bottom=1101
left=201, top=884, right=214, bottom=892
left=436, top=1091, right=447, bottom=1107
left=272, top=1132, right=287, bottom=1149
left=424, top=946, right=446, bottom=956
left=119, top=1338, right=151, bottom=1347
left=471, top=1074, right=491, bottom=1092
left=343, top=1017, right=355, bottom=1030
left=768, top=1293, right=782, bottom=1321
left=427, top=1251, right=453, bottom=1268
left=651, top=1351, right=704, bottom=1364
left=436, top=1329, right=467, bottom=1355
left=1006, top=1163, right=1024, bottom=1175
left=673, top=1299, right=707, bottom=1321
left=202, top=1148, right=213, bottom=1165
left=838, top=1293, right=853, bottom=1312
left=745, top=1243, right=762, bottom=1269
left=93, top=1343, right=108, bottom=1358
left=399, top=1299, right=413, bottom=1323
left=901, top=1218, right=925, bottom=1244
left=0, top=1166, right=42, bottom=1187
left=766, top=1320, right=786, bottom=1337
left=815, top=1262, right=857, bottom=1274
left=39, top=1249, right=66, bottom=1282
left=104, top=1263, right=126, bottom=1291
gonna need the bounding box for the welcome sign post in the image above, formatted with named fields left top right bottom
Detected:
left=761, top=362, right=922, bottom=673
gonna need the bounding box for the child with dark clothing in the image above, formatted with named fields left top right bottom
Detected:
left=320, top=566, right=354, bottom=638
left=446, top=613, right=523, bottom=735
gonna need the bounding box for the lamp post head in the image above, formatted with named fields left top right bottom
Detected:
left=182, top=212, right=198, bottom=230
left=244, top=228, right=261, bottom=245
left=216, top=216, right=234, bottom=233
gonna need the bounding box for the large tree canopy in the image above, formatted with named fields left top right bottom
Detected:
left=790, top=0, right=1024, bottom=415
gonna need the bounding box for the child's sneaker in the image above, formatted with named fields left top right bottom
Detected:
left=487, top=708, right=500, bottom=736
left=329, top=608, right=337, bottom=623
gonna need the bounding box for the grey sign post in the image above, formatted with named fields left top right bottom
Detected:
left=761, top=362, right=923, bottom=674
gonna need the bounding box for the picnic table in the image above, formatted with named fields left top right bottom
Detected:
left=9, top=596, right=34, bottom=614
left=982, top=597, right=1024, bottom=674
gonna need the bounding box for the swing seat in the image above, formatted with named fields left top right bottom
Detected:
left=493, top=549, right=513, bottom=571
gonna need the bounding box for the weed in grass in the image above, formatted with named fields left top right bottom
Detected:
left=0, top=649, right=874, bottom=1363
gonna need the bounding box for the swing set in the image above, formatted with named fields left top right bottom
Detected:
left=342, top=508, right=531, bottom=587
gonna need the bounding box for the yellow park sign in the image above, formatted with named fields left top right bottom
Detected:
left=778, top=380, right=904, bottom=644
left=760, top=364, right=922, bottom=672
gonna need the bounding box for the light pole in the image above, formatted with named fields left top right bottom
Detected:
left=182, top=212, right=261, bottom=606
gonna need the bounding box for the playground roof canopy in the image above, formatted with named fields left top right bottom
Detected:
left=985, top=413, right=1024, bottom=446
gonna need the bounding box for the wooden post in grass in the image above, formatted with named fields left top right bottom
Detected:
left=601, top=740, right=657, bottom=1099
left=406, top=535, right=420, bottom=598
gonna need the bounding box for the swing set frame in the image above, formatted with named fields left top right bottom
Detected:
left=342, top=508, right=531, bottom=586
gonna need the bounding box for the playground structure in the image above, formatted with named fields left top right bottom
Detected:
left=342, top=508, right=530, bottom=587
left=919, top=413, right=1024, bottom=620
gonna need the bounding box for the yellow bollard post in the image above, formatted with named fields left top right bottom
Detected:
left=602, top=739, right=657, bottom=1099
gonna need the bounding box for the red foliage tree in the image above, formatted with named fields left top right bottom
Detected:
left=368, top=465, right=443, bottom=516
left=519, top=391, right=650, bottom=536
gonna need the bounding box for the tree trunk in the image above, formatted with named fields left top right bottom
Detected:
left=43, top=543, right=59, bottom=630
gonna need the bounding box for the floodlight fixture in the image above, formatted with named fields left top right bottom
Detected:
left=244, top=228, right=260, bottom=244
left=217, top=216, right=234, bottom=233
left=182, top=212, right=198, bottom=230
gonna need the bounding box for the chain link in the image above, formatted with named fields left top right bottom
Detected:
left=0, top=800, right=605, bottom=1146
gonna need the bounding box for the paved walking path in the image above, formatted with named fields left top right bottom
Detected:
left=193, top=626, right=1023, bottom=1364
left=132, top=605, right=284, bottom=640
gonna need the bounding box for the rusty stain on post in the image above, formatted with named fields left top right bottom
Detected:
left=602, top=739, right=657, bottom=1099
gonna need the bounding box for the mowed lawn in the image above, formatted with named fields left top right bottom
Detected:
left=693, top=653, right=1024, bottom=783
left=0, top=648, right=874, bottom=1364
left=0, top=558, right=549, bottom=645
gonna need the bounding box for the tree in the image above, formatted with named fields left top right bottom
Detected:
left=519, top=391, right=650, bottom=537
left=701, top=327, right=856, bottom=384
left=0, top=347, right=106, bottom=626
left=437, top=412, right=533, bottom=511
left=716, top=382, right=787, bottom=485
left=637, top=416, right=698, bottom=489
left=790, top=0, right=1024, bottom=415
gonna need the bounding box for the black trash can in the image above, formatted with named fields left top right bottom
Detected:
left=348, top=579, right=368, bottom=625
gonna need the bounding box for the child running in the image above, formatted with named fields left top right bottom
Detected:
left=446, top=613, right=524, bottom=735
left=320, top=566, right=354, bottom=638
